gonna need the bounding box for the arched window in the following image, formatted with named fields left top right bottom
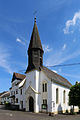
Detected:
left=42, top=82, right=47, bottom=92
left=56, top=88, right=59, bottom=104
left=45, top=83, right=47, bottom=92
left=63, top=90, right=66, bottom=103
left=42, top=83, right=44, bottom=92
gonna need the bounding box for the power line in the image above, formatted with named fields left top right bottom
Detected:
left=46, top=62, right=80, bottom=68
left=16, top=62, right=80, bottom=73
left=18, top=70, right=26, bottom=72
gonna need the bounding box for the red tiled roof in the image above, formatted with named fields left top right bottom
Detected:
left=0, top=91, right=10, bottom=98
left=12, top=72, right=26, bottom=82
left=0, top=91, right=7, bottom=96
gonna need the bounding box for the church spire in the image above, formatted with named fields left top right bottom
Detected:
left=26, top=17, right=44, bottom=73
left=28, top=17, right=43, bottom=51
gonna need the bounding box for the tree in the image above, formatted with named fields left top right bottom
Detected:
left=69, top=82, right=80, bottom=113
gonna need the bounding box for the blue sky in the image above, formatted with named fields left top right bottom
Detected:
left=0, top=0, right=80, bottom=92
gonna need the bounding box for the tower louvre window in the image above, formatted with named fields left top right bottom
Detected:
left=34, top=50, right=37, bottom=54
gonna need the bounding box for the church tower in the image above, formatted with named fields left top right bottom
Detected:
left=26, top=17, right=44, bottom=73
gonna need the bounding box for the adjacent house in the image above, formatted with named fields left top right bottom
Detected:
left=0, top=91, right=7, bottom=104
left=0, top=91, right=10, bottom=104
left=9, top=72, right=26, bottom=107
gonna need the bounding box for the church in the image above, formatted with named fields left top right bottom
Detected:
left=9, top=17, right=72, bottom=114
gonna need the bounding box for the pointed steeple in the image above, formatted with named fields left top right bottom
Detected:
left=26, top=17, right=44, bottom=73
left=28, top=17, right=43, bottom=52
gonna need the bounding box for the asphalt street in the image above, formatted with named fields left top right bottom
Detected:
left=0, top=109, right=80, bottom=120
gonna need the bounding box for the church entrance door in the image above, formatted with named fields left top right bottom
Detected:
left=29, top=96, right=34, bottom=112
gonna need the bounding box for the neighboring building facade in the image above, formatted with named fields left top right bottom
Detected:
left=0, top=91, right=10, bottom=104
left=9, top=72, right=26, bottom=109
left=0, top=92, right=5, bottom=104
left=9, top=17, right=74, bottom=114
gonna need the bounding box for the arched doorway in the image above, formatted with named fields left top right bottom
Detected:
left=29, top=96, right=34, bottom=112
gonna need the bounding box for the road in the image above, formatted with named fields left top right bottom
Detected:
left=0, top=109, right=80, bottom=120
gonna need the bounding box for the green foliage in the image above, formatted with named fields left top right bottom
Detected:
left=70, top=108, right=77, bottom=115
left=69, top=82, right=80, bottom=109
left=5, top=102, right=9, bottom=104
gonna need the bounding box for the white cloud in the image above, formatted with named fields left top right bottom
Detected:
left=63, top=11, right=80, bottom=34
left=52, top=70, right=57, bottom=73
left=62, top=44, right=67, bottom=51
left=45, top=48, right=80, bottom=66
left=16, top=38, right=25, bottom=46
left=43, top=44, right=52, bottom=53
left=0, top=45, right=13, bottom=75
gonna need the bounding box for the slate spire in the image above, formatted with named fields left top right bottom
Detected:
left=26, top=17, right=44, bottom=73
left=28, top=16, right=43, bottom=51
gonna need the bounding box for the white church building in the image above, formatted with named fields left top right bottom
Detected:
left=9, top=17, right=72, bottom=114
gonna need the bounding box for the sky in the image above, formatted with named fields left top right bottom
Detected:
left=0, top=0, right=80, bottom=92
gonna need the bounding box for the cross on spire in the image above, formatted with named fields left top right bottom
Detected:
left=33, top=11, right=37, bottom=22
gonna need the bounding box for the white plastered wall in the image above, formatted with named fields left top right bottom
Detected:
left=51, top=82, right=70, bottom=113
left=38, top=71, right=71, bottom=113
left=25, top=70, right=40, bottom=112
